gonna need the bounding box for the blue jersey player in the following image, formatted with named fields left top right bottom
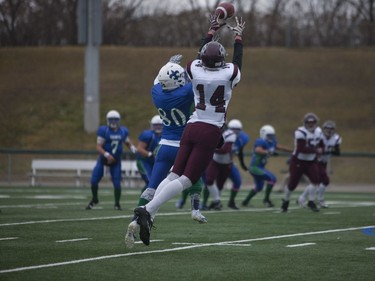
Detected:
left=135, top=115, right=163, bottom=190
left=125, top=58, right=207, bottom=248
left=86, top=110, right=136, bottom=210
left=227, top=119, right=250, bottom=208
left=242, top=125, right=291, bottom=208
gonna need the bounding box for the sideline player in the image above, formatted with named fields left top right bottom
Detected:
left=86, top=110, right=136, bottom=210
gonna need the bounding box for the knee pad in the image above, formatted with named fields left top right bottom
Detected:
left=178, top=175, right=192, bottom=190
left=140, top=188, right=156, bottom=201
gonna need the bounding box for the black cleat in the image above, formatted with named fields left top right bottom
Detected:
left=281, top=199, right=289, bottom=213
left=263, top=199, right=275, bottom=208
left=114, top=204, right=122, bottom=210
left=134, top=207, right=153, bottom=246
left=228, top=201, right=240, bottom=210
left=85, top=199, right=98, bottom=210
left=208, top=200, right=222, bottom=211
left=307, top=201, right=320, bottom=212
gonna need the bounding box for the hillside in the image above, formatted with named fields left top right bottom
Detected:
left=1, top=46, right=375, bottom=183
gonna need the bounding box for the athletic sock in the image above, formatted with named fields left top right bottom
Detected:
left=244, top=189, right=257, bottom=203
left=114, top=188, right=121, bottom=205
left=91, top=184, right=99, bottom=202
left=264, top=183, right=273, bottom=201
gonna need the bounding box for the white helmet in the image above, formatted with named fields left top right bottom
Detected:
left=260, top=125, right=275, bottom=141
left=106, top=110, right=120, bottom=129
left=228, top=119, right=243, bottom=130
left=150, top=115, right=163, bottom=133
left=158, top=62, right=186, bottom=91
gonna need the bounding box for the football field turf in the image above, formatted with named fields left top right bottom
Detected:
left=0, top=185, right=374, bottom=281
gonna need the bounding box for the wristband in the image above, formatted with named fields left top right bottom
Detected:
left=104, top=152, right=110, bottom=158
left=147, top=151, right=153, bottom=157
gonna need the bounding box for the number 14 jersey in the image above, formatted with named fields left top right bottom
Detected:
left=186, top=60, right=241, bottom=128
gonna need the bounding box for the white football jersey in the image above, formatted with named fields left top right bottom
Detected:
left=293, top=126, right=323, bottom=161
left=186, top=59, right=241, bottom=128
left=213, top=129, right=237, bottom=164
left=320, top=133, right=342, bottom=163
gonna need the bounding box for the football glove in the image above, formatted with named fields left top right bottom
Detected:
left=208, top=14, right=226, bottom=33
left=227, top=17, right=245, bottom=37
left=169, top=54, right=183, bottom=65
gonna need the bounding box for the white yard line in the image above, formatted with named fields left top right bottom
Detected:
left=56, top=238, right=91, bottom=243
left=0, top=225, right=374, bottom=274
left=286, top=243, right=316, bottom=248
left=0, top=237, right=18, bottom=241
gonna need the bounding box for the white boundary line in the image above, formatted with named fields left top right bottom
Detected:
left=0, top=225, right=374, bottom=274
left=286, top=243, right=316, bottom=248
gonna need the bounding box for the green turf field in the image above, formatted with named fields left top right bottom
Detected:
left=0, top=186, right=374, bottom=281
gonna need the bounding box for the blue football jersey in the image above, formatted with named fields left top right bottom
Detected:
left=136, top=129, right=161, bottom=160
left=250, top=138, right=277, bottom=168
left=97, top=126, right=129, bottom=160
left=232, top=131, right=250, bottom=154
left=152, top=83, right=194, bottom=141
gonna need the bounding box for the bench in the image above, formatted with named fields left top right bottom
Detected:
left=30, top=159, right=142, bottom=188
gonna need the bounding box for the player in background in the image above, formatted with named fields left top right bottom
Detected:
left=86, top=110, right=137, bottom=210
left=125, top=56, right=207, bottom=248
left=200, top=119, right=249, bottom=210
left=227, top=119, right=250, bottom=209
left=242, top=125, right=291, bottom=208
left=203, top=124, right=238, bottom=210
left=131, top=15, right=245, bottom=246
left=281, top=112, right=324, bottom=213
left=298, top=120, right=342, bottom=208
left=135, top=115, right=163, bottom=191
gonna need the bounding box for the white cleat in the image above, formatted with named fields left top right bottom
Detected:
left=192, top=209, right=207, bottom=224
left=297, top=196, right=306, bottom=208
left=125, top=220, right=138, bottom=248
left=318, top=200, right=329, bottom=208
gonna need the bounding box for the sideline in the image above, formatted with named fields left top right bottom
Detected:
left=0, top=225, right=374, bottom=274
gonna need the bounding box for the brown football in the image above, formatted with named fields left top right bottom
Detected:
left=215, top=2, right=235, bottom=20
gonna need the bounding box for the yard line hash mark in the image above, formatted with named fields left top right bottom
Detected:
left=286, top=243, right=316, bottom=248
left=0, top=225, right=374, bottom=274
left=0, top=237, right=18, bottom=241
left=56, top=238, right=91, bottom=243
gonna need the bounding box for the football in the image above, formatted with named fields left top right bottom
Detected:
left=215, top=2, right=235, bottom=20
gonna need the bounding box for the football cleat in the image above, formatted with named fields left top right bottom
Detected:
left=228, top=200, right=240, bottom=210
left=263, top=199, right=275, bottom=208
left=281, top=199, right=289, bottom=213
left=318, top=200, right=329, bottom=208
left=125, top=220, right=138, bottom=248
left=134, top=207, right=153, bottom=246
left=114, top=204, right=122, bottom=210
left=307, top=201, right=320, bottom=212
left=208, top=200, right=222, bottom=211
left=191, top=210, right=208, bottom=224
left=175, top=199, right=185, bottom=209
left=297, top=196, right=306, bottom=208
left=85, top=199, right=99, bottom=210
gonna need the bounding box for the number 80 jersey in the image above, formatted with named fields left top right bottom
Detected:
left=186, top=59, right=241, bottom=128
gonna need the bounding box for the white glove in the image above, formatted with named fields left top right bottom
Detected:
left=130, top=145, right=137, bottom=154
left=227, top=17, right=245, bottom=37
left=208, top=14, right=226, bottom=33
left=169, top=54, right=183, bottom=65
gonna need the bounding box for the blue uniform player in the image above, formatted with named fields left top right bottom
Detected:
left=227, top=119, right=250, bottom=209
left=86, top=110, right=136, bottom=210
left=125, top=58, right=207, bottom=248
left=135, top=115, right=163, bottom=191
left=242, top=125, right=291, bottom=208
